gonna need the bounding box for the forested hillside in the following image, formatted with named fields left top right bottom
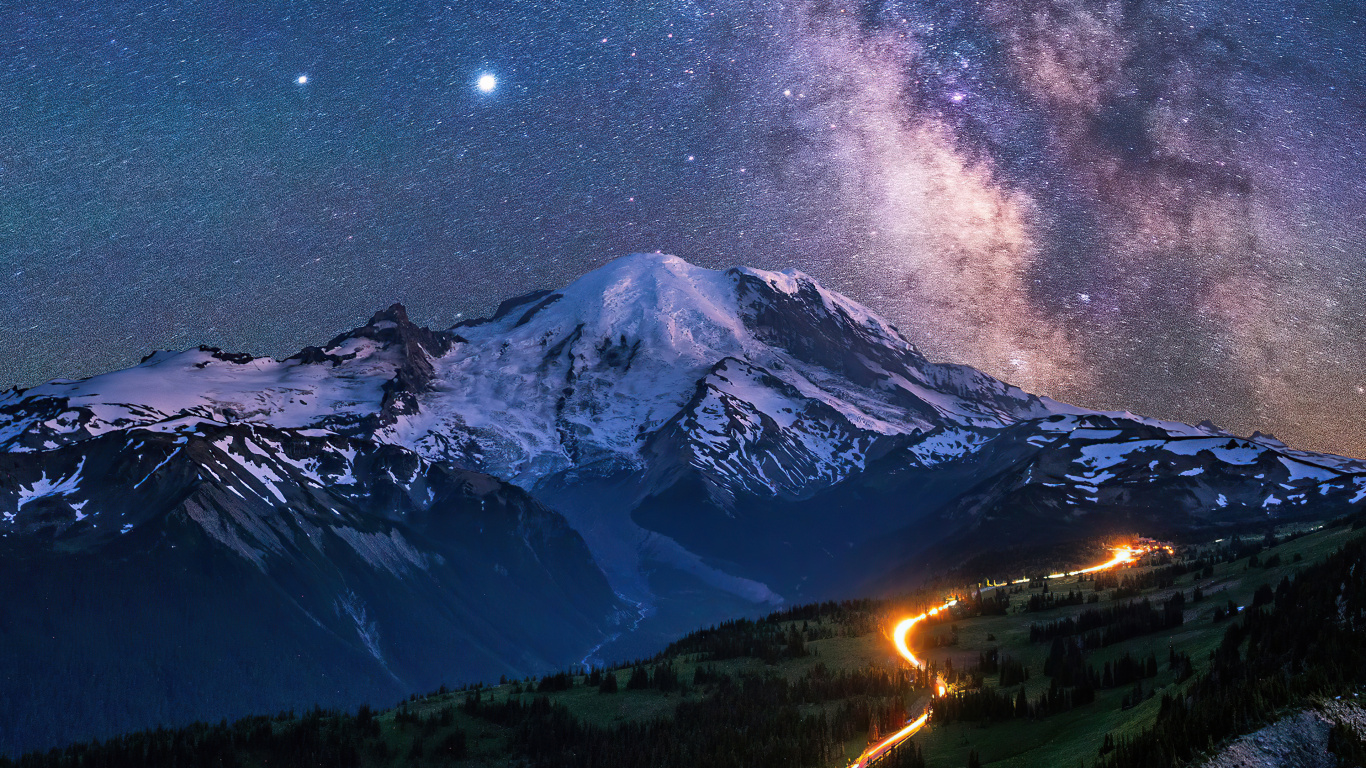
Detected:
left=9, top=520, right=1366, bottom=768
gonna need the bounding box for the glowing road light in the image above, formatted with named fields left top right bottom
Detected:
left=852, top=713, right=930, bottom=768
left=862, top=545, right=1149, bottom=767
left=476, top=72, right=497, bottom=92
left=1006, top=547, right=1141, bottom=584
left=892, top=598, right=958, bottom=670
left=296, top=75, right=308, bottom=85
left=1083, top=547, right=1136, bottom=573
left=1046, top=547, right=1136, bottom=579
left=853, top=597, right=958, bottom=766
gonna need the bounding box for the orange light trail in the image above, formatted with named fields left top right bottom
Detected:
left=852, top=544, right=1149, bottom=767
left=851, top=712, right=929, bottom=768
left=850, top=598, right=957, bottom=767
left=1051, top=546, right=1135, bottom=578
left=1007, top=546, right=1138, bottom=585
left=892, top=599, right=959, bottom=670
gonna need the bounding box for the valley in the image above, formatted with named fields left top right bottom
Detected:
left=13, top=518, right=1364, bottom=767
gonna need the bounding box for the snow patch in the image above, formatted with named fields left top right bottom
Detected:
left=1278, top=457, right=1338, bottom=483
left=1164, top=438, right=1263, bottom=464
left=16, top=458, right=87, bottom=511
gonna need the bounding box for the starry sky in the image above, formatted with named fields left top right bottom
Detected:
left=3, top=0, right=1365, bottom=457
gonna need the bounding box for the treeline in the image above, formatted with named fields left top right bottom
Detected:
left=933, top=677, right=1097, bottom=723
left=977, top=649, right=1029, bottom=687
left=662, top=599, right=880, bottom=662
left=1092, top=567, right=1177, bottom=598
left=1025, top=589, right=1097, bottom=612
left=3, top=663, right=925, bottom=768
left=2, top=607, right=931, bottom=768
left=964, top=589, right=1011, bottom=616
left=935, top=636, right=1167, bottom=726
left=1, top=706, right=396, bottom=768
left=1029, top=593, right=1186, bottom=645
left=1101, top=527, right=1366, bottom=767
left=460, top=663, right=920, bottom=768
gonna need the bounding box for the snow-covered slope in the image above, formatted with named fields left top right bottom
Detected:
left=0, top=254, right=1119, bottom=492
left=0, top=418, right=621, bottom=755
left=2, top=253, right=1363, bottom=654
left=413, top=254, right=1089, bottom=489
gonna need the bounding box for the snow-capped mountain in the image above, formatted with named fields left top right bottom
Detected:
left=2, top=255, right=1082, bottom=488
left=3, top=253, right=1364, bottom=674
left=0, top=417, right=620, bottom=756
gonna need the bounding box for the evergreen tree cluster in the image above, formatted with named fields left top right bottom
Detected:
left=1, top=706, right=410, bottom=768
left=3, top=640, right=928, bottom=768
left=536, top=671, right=574, bottom=693
left=936, top=623, right=1178, bottom=727
left=662, top=600, right=878, bottom=662
left=969, top=647, right=1029, bottom=687
left=458, top=664, right=921, bottom=768
left=1029, top=593, right=1186, bottom=645
left=965, top=589, right=1011, bottom=616
left=1101, top=531, right=1366, bottom=767
left=932, top=675, right=1097, bottom=724
left=1025, top=589, right=1092, bottom=612
left=1093, top=567, right=1178, bottom=599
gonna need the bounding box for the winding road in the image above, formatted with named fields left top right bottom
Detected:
left=849, top=545, right=1147, bottom=767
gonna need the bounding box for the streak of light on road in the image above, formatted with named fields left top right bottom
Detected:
left=851, top=712, right=929, bottom=768
left=892, top=599, right=959, bottom=671
left=1050, top=547, right=1136, bottom=578
left=850, top=599, right=957, bottom=767
left=850, top=544, right=1152, bottom=766
left=1001, top=546, right=1139, bottom=586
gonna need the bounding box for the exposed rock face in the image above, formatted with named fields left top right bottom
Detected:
left=1199, top=701, right=1366, bottom=768
left=0, top=420, right=620, bottom=756
left=1, top=253, right=1363, bottom=708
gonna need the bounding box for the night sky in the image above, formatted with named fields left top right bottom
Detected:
left=3, top=1, right=1364, bottom=457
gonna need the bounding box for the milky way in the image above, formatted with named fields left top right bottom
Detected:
left=2, top=0, right=1363, bottom=457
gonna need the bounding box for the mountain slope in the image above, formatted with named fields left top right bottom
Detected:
left=0, top=420, right=620, bottom=755
left=0, top=256, right=1084, bottom=490
left=2, top=253, right=1362, bottom=666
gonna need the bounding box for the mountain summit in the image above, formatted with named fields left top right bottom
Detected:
left=2, top=253, right=1365, bottom=738
left=4, top=254, right=1088, bottom=489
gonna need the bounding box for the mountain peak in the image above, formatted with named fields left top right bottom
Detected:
left=3, top=250, right=1363, bottom=683
left=367, top=302, right=413, bottom=326
left=322, top=302, right=458, bottom=361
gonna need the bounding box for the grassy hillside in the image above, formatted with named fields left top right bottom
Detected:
left=9, top=519, right=1365, bottom=768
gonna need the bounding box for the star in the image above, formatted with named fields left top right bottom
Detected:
left=4, top=0, right=1365, bottom=462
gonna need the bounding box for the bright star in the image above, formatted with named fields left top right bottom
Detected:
left=476, top=73, right=497, bottom=93
left=297, top=75, right=308, bottom=85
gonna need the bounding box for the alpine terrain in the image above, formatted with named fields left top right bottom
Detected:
left=2, top=253, right=1363, bottom=754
